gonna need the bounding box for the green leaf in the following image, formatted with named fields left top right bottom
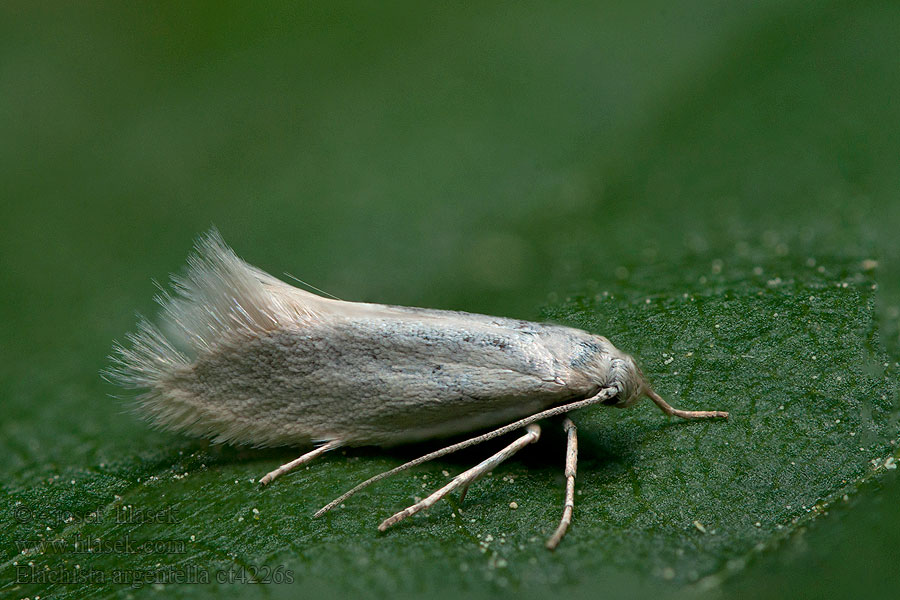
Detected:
left=1, top=1, right=898, bottom=599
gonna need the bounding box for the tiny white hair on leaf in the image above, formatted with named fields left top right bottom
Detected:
left=106, top=228, right=728, bottom=549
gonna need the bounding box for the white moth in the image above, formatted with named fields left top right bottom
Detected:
left=108, top=230, right=728, bottom=549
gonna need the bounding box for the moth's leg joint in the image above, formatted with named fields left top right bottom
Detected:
left=378, top=424, right=542, bottom=531
left=546, top=417, right=578, bottom=550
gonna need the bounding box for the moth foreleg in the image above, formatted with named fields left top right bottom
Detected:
left=545, top=417, right=577, bottom=550
left=378, top=424, right=542, bottom=531
left=259, top=440, right=342, bottom=486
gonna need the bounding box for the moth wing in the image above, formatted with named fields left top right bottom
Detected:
left=107, top=228, right=331, bottom=390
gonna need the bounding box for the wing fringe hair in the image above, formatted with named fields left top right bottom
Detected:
left=104, top=229, right=324, bottom=437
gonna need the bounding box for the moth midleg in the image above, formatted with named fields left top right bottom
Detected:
left=259, top=439, right=343, bottom=486
left=546, top=417, right=578, bottom=550
left=378, top=424, right=542, bottom=531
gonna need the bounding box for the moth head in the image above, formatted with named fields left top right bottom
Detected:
left=602, top=353, right=646, bottom=408
left=574, top=335, right=729, bottom=421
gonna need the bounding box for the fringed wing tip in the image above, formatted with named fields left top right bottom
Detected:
left=104, top=229, right=329, bottom=445
left=101, top=230, right=260, bottom=390
left=103, top=316, right=189, bottom=390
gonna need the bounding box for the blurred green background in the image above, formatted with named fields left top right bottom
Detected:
left=2, top=1, right=899, bottom=598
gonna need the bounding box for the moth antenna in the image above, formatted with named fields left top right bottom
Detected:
left=644, top=386, right=729, bottom=420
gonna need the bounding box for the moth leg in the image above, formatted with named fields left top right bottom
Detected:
left=458, top=483, right=470, bottom=506
left=546, top=418, right=578, bottom=550
left=378, top=424, right=541, bottom=531
left=259, top=440, right=342, bottom=486
left=314, top=388, right=618, bottom=518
